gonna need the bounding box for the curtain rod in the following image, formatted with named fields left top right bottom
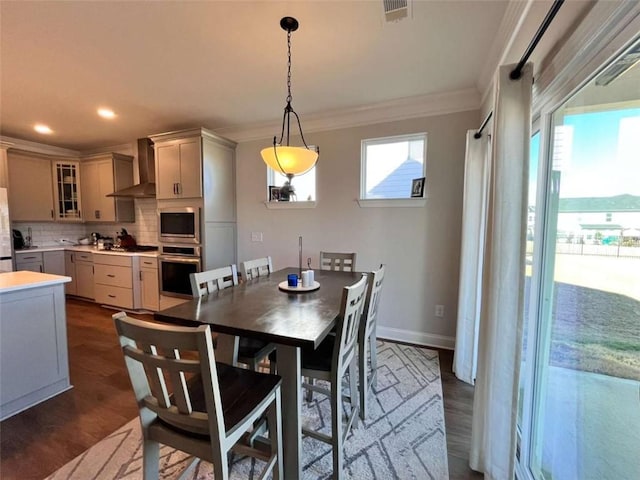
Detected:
left=510, top=0, right=565, bottom=80
left=475, top=0, right=565, bottom=138
left=474, top=111, right=493, bottom=139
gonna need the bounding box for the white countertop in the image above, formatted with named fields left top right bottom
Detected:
left=0, top=271, right=72, bottom=294
left=14, top=245, right=160, bottom=258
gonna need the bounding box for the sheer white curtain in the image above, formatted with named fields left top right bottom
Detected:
left=467, top=63, right=532, bottom=478
left=453, top=131, right=491, bottom=385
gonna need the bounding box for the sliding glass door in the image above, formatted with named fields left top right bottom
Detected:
left=522, top=39, right=640, bottom=479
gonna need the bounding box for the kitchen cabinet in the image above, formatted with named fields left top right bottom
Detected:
left=138, top=257, right=159, bottom=311
left=81, top=153, right=134, bottom=222
left=153, top=137, right=202, bottom=199
left=64, top=251, right=94, bottom=298
left=94, top=254, right=134, bottom=309
left=52, top=160, right=82, bottom=221
left=7, top=151, right=55, bottom=221
left=15, top=252, right=43, bottom=272
left=43, top=251, right=65, bottom=275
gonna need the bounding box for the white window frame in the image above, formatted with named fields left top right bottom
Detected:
left=358, top=132, right=427, bottom=207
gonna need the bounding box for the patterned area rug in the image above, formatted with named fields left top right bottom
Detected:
left=47, top=341, right=448, bottom=479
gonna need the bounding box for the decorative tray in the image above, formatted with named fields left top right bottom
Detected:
left=278, top=280, right=320, bottom=293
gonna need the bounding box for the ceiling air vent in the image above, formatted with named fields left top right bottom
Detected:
left=383, top=0, right=410, bottom=22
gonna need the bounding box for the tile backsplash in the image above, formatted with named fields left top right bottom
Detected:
left=12, top=198, right=158, bottom=246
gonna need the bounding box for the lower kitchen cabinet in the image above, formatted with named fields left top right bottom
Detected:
left=64, top=251, right=94, bottom=299
left=139, top=257, right=159, bottom=311
left=93, top=254, right=134, bottom=309
left=16, top=250, right=65, bottom=275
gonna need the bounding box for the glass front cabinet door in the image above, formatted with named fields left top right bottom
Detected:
left=52, top=160, right=82, bottom=221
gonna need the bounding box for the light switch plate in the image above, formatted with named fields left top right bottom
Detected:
left=251, top=232, right=263, bottom=242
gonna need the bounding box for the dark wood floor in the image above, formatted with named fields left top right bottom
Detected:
left=0, top=298, right=481, bottom=479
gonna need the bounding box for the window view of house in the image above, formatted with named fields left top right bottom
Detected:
left=361, top=133, right=426, bottom=199
left=527, top=50, right=640, bottom=479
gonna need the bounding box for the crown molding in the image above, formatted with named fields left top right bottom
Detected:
left=214, top=88, right=481, bottom=142
left=477, top=0, right=533, bottom=107
left=0, top=135, right=80, bottom=157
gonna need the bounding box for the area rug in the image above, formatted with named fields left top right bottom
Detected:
left=47, top=341, right=448, bottom=479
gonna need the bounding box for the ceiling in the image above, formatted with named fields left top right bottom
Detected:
left=0, top=1, right=590, bottom=151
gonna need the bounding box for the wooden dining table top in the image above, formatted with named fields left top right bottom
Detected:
left=154, top=267, right=364, bottom=349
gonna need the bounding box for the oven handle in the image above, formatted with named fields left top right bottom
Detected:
left=159, top=255, right=201, bottom=264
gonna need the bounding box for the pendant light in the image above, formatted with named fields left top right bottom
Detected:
left=261, top=17, right=319, bottom=185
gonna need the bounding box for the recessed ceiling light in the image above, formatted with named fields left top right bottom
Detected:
left=98, top=108, right=116, bottom=119
left=34, top=124, right=53, bottom=134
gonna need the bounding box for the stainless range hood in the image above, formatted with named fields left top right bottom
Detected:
left=108, top=138, right=156, bottom=197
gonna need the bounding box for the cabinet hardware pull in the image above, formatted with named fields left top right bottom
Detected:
left=177, top=183, right=181, bottom=195
left=39, top=265, right=43, bottom=272
left=51, top=209, right=54, bottom=218
left=107, top=274, right=115, bottom=278
left=139, top=271, right=143, bottom=281
left=108, top=294, right=116, bottom=298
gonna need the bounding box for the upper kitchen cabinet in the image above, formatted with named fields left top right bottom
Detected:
left=81, top=153, right=134, bottom=222
left=52, top=160, right=82, bottom=221
left=7, top=151, right=56, bottom=221
left=153, top=136, right=202, bottom=199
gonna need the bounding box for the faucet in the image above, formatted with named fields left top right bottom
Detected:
left=25, top=226, right=32, bottom=248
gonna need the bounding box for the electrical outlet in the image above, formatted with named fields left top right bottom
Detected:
left=435, top=304, right=444, bottom=317
left=251, top=232, right=263, bottom=242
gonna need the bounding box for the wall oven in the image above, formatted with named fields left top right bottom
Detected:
left=159, top=245, right=201, bottom=298
left=158, top=207, right=200, bottom=244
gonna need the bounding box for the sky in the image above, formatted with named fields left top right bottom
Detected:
left=529, top=107, right=640, bottom=205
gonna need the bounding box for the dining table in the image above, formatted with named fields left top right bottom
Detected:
left=154, top=267, right=364, bottom=479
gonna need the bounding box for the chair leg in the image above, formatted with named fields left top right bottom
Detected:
left=331, top=371, right=344, bottom=477
left=306, top=377, right=314, bottom=402
left=359, top=338, right=368, bottom=421
left=267, top=389, right=284, bottom=480
left=348, top=358, right=359, bottom=428
left=369, top=333, right=377, bottom=389
left=142, top=438, right=159, bottom=480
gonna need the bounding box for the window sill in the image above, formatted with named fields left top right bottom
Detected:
left=264, top=201, right=317, bottom=209
left=357, top=198, right=427, bottom=208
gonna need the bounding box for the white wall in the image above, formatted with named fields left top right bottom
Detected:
left=235, top=109, right=479, bottom=349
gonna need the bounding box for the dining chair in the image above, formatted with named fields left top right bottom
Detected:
left=241, top=256, right=273, bottom=280
left=320, top=251, right=357, bottom=272
left=358, top=264, right=386, bottom=420
left=274, top=274, right=368, bottom=477
left=190, top=265, right=276, bottom=372
left=113, top=312, right=283, bottom=480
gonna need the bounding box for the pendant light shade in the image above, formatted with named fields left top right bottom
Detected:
left=261, top=145, right=318, bottom=176
left=262, top=16, right=319, bottom=179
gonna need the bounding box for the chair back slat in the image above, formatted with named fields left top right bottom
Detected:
left=334, top=275, right=368, bottom=369
left=241, top=256, right=273, bottom=281
left=361, top=264, right=386, bottom=340
left=190, top=265, right=238, bottom=297
left=320, top=252, right=357, bottom=272
left=141, top=343, right=172, bottom=409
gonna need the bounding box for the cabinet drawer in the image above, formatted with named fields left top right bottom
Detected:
left=139, top=257, right=158, bottom=269
left=93, top=254, right=132, bottom=267
left=16, top=252, right=44, bottom=263
left=94, top=264, right=132, bottom=288
left=94, top=284, right=134, bottom=309
left=75, top=252, right=93, bottom=262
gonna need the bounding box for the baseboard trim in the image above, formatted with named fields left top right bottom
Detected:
left=377, top=326, right=455, bottom=350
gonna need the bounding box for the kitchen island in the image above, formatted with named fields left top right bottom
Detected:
left=0, top=271, right=72, bottom=420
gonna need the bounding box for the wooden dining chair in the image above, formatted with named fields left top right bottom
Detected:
left=320, top=251, right=357, bottom=272
left=274, top=274, right=368, bottom=477
left=358, top=264, right=386, bottom=420
left=190, top=265, right=275, bottom=372
left=241, top=256, right=273, bottom=280
left=113, top=312, right=283, bottom=480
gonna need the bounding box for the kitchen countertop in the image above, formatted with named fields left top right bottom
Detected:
left=14, top=245, right=160, bottom=258
left=0, top=271, right=72, bottom=294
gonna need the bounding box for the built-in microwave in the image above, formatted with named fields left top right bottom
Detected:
left=158, top=207, right=200, bottom=244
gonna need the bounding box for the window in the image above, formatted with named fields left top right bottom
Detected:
left=267, top=166, right=316, bottom=201
left=360, top=133, right=426, bottom=200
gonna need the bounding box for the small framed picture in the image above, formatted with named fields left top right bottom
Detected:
left=411, top=177, right=425, bottom=198
left=269, top=185, right=281, bottom=201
